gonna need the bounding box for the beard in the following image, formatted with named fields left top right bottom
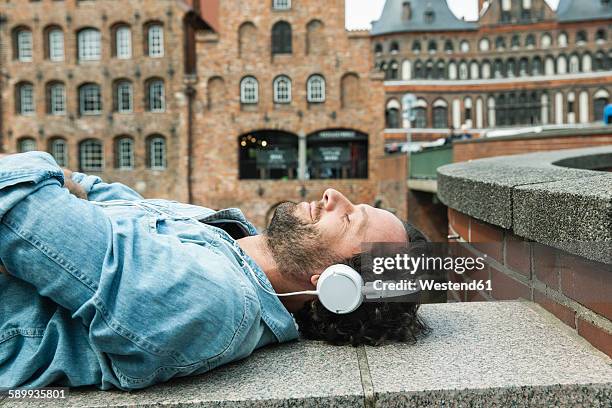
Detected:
left=265, top=202, right=340, bottom=278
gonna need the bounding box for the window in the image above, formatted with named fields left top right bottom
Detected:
left=412, top=100, right=427, bottom=127
left=306, top=20, right=325, bottom=55
left=482, top=60, right=491, bottom=79
left=147, top=135, right=167, bottom=170
left=240, top=76, right=259, bottom=104
left=146, top=79, right=165, bottom=112
left=557, top=55, right=567, bottom=74
left=390, top=42, right=399, bottom=54
left=15, top=28, right=33, bottom=61
left=444, top=40, right=454, bottom=53
left=459, top=61, right=468, bottom=80
left=387, top=61, right=399, bottom=80
left=428, top=40, right=437, bottom=54
left=511, top=35, right=520, bottom=49
left=594, top=89, right=609, bottom=120
left=494, top=59, right=504, bottom=78
left=448, top=61, right=457, bottom=79
left=80, top=139, right=104, bottom=171
left=541, top=33, right=552, bottom=49
left=307, top=75, right=325, bottom=103
left=50, top=138, right=67, bottom=167
left=412, top=41, right=421, bottom=54
left=595, top=29, right=607, bottom=44
left=79, top=83, right=102, bottom=115
left=479, top=38, right=490, bottom=52
left=239, top=130, right=298, bottom=180
left=47, top=82, right=66, bottom=115
left=402, top=2, right=412, bottom=20
left=470, top=61, right=479, bottom=79
left=433, top=100, right=448, bottom=128
left=495, top=36, right=506, bottom=50
left=385, top=100, right=401, bottom=128
left=115, top=80, right=133, bottom=113
left=460, top=40, right=470, bottom=53
left=273, top=75, right=292, bottom=103
left=525, top=34, right=535, bottom=49
left=558, top=32, right=568, bottom=47
left=424, top=9, right=435, bottom=24
left=532, top=56, right=542, bottom=75
left=507, top=58, right=516, bottom=77
left=48, top=28, right=64, bottom=61
left=271, top=21, right=292, bottom=54
left=576, top=31, right=587, bottom=45
left=374, top=43, right=383, bottom=55
left=307, top=129, right=368, bottom=179
left=17, top=82, right=35, bottom=115
left=272, top=0, right=291, bottom=10
left=18, top=137, right=37, bottom=153
left=147, top=24, right=164, bottom=57
left=519, top=58, right=529, bottom=75
left=78, top=28, right=101, bottom=61
left=115, top=137, right=134, bottom=169
left=569, top=54, right=580, bottom=73
left=115, top=25, right=132, bottom=59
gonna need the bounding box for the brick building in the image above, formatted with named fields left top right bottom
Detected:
left=0, top=0, right=211, bottom=201
left=372, top=0, right=612, bottom=145
left=190, top=0, right=391, bottom=228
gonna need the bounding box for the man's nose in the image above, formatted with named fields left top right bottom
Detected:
left=322, top=188, right=354, bottom=212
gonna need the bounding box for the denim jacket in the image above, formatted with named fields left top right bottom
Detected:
left=0, top=151, right=298, bottom=390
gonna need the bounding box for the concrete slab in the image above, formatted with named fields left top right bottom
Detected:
left=366, top=301, right=612, bottom=407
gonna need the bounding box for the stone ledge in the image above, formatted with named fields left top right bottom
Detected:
left=8, top=302, right=611, bottom=408
left=437, top=146, right=612, bottom=263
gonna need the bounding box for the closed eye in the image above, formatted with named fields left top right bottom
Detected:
left=344, top=213, right=350, bottom=224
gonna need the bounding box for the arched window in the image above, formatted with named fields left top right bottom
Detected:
left=114, top=79, right=133, bottom=113
left=444, top=40, right=454, bottom=53
left=593, top=89, right=610, bottom=120
left=374, top=43, right=383, bottom=55
left=207, top=76, right=226, bottom=110
left=476, top=98, right=484, bottom=128
left=487, top=96, right=496, bottom=127
left=519, top=58, right=529, bottom=76
left=307, top=75, right=325, bottom=103
left=46, top=26, right=64, bottom=61
left=387, top=60, right=399, bottom=80
left=271, top=21, right=292, bottom=54
left=46, top=81, right=66, bottom=115
left=147, top=135, right=167, bottom=170
left=541, top=93, right=549, bottom=125
left=115, top=136, right=134, bottom=169
left=435, top=60, right=445, bottom=79
left=413, top=98, right=428, bottom=128
left=340, top=73, right=360, bottom=108
left=424, top=8, right=435, bottom=24
left=306, top=20, right=325, bottom=55
left=18, top=137, right=37, bottom=153
left=428, top=40, right=437, bottom=54
left=401, top=60, right=412, bottom=80
left=567, top=91, right=576, bottom=124
left=240, top=76, right=259, bottom=104
left=146, top=78, right=165, bottom=112
left=432, top=99, right=448, bottom=129
left=532, top=56, right=542, bottom=75
left=479, top=38, right=490, bottom=52
left=576, top=30, right=587, bottom=45
left=77, top=28, right=101, bottom=61
left=448, top=61, right=457, bottom=80
left=273, top=0, right=291, bottom=10
left=460, top=40, right=470, bottom=53
left=495, top=36, right=506, bottom=50
left=545, top=56, right=555, bottom=75
left=482, top=60, right=491, bottom=79
left=541, top=33, right=552, bottom=49
left=470, top=61, right=479, bottom=79
left=403, top=1, right=413, bottom=20
left=493, top=59, right=504, bottom=78
left=511, top=35, right=520, bottom=49
left=507, top=58, right=517, bottom=77
left=557, top=55, right=568, bottom=74
left=595, top=29, right=607, bottom=44
left=273, top=75, right=292, bottom=104
left=579, top=91, right=589, bottom=123
left=14, top=27, right=33, bottom=61
left=594, top=51, right=606, bottom=71
left=79, top=139, right=104, bottom=171
left=569, top=54, right=580, bottom=73
left=113, top=24, right=132, bottom=59
left=49, top=137, right=68, bottom=167
left=525, top=34, right=535, bottom=49
left=16, top=82, right=35, bottom=115
left=464, top=97, right=473, bottom=126
left=582, top=53, right=592, bottom=72
left=424, top=60, right=434, bottom=79
left=79, top=83, right=102, bottom=115
left=238, top=22, right=257, bottom=58
left=558, top=32, right=568, bottom=47
left=459, top=61, right=469, bottom=80
left=385, top=99, right=401, bottom=128
left=146, top=23, right=164, bottom=57
left=390, top=41, right=400, bottom=54
left=412, top=41, right=421, bottom=54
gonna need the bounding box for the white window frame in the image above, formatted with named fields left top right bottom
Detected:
left=48, top=29, right=64, bottom=61
left=117, top=137, right=134, bottom=169
left=240, top=77, right=259, bottom=104
left=116, top=26, right=132, bottom=59
left=273, top=75, right=292, bottom=104
left=51, top=138, right=68, bottom=167
left=273, top=0, right=291, bottom=10
left=17, top=29, right=33, bottom=62
left=18, top=138, right=37, bottom=153
left=80, top=140, right=104, bottom=171
left=479, top=38, right=490, bottom=52
left=78, top=29, right=101, bottom=61
left=116, top=81, right=133, bottom=113
left=459, top=40, right=470, bottom=53
left=149, top=136, right=167, bottom=170
left=541, top=33, right=552, bottom=49
left=79, top=84, right=102, bottom=115
left=307, top=75, right=325, bottom=103
left=148, top=80, right=165, bottom=112
left=148, top=24, right=164, bottom=57
left=19, top=83, right=35, bottom=115
left=50, top=83, right=66, bottom=115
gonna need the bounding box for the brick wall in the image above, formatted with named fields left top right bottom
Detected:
left=454, top=133, right=612, bottom=162
left=447, top=207, right=612, bottom=358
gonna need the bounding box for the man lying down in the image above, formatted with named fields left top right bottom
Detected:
left=0, top=151, right=428, bottom=391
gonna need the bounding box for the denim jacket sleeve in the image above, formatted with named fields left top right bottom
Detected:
left=71, top=172, right=143, bottom=202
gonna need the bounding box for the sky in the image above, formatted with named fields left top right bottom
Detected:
left=345, top=0, right=561, bottom=30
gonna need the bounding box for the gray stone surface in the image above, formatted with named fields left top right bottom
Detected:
left=4, top=302, right=611, bottom=408
left=437, top=146, right=612, bottom=262
left=366, top=301, right=612, bottom=407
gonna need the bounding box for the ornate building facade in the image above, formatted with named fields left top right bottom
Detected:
left=190, top=0, right=391, bottom=227
left=0, top=0, right=211, bottom=200
left=372, top=0, right=612, bottom=144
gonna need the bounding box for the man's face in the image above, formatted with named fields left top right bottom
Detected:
left=266, top=188, right=407, bottom=278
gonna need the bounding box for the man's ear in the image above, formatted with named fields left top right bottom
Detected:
left=310, top=274, right=320, bottom=288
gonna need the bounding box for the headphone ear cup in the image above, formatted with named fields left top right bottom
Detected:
left=317, top=264, right=364, bottom=314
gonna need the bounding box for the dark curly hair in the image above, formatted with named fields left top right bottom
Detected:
left=293, top=222, right=431, bottom=346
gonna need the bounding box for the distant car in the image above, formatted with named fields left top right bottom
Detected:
left=604, top=104, right=612, bottom=125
